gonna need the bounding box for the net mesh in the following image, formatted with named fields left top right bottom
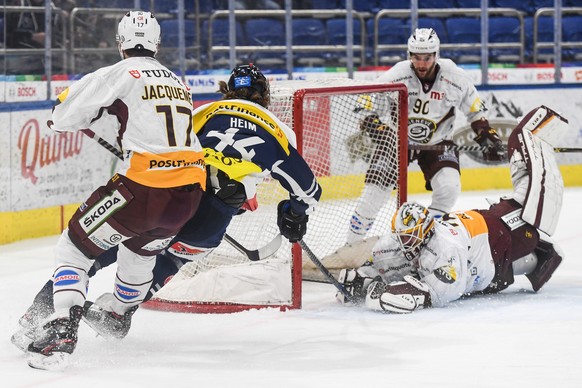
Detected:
left=149, top=78, right=407, bottom=310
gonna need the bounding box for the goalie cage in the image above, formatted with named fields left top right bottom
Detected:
left=144, top=79, right=408, bottom=313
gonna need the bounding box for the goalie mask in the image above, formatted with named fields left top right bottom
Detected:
left=408, top=28, right=440, bottom=60
left=227, top=63, right=270, bottom=96
left=116, top=11, right=161, bottom=57
left=391, top=202, right=435, bottom=261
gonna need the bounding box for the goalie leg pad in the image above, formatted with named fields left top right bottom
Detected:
left=366, top=275, right=432, bottom=313
left=509, top=113, right=564, bottom=236
left=520, top=105, right=569, bottom=147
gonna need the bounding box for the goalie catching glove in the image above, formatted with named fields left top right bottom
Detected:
left=277, top=200, right=308, bottom=242
left=359, top=114, right=393, bottom=144
left=365, top=275, right=432, bottom=313
left=474, top=127, right=505, bottom=162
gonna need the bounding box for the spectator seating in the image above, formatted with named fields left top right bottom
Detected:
left=203, top=18, right=246, bottom=67
left=368, top=17, right=410, bottom=64
left=245, top=18, right=286, bottom=68
left=326, top=17, right=365, bottom=65
left=292, top=18, right=328, bottom=66
left=562, top=15, right=582, bottom=60
left=445, top=17, right=481, bottom=63
left=489, top=16, right=522, bottom=63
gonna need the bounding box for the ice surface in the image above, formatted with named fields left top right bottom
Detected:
left=1, top=189, right=581, bottom=387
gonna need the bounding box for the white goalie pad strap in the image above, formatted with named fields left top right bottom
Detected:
left=519, top=129, right=564, bottom=236
left=153, top=257, right=292, bottom=305
left=521, top=105, right=569, bottom=147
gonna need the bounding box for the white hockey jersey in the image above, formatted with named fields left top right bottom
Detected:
left=50, top=56, right=206, bottom=189
left=376, top=58, right=488, bottom=145
left=371, top=210, right=496, bottom=307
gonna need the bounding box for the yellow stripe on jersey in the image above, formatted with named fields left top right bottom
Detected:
left=125, top=150, right=206, bottom=189
left=453, top=210, right=488, bottom=238
left=194, top=101, right=290, bottom=155
left=203, top=148, right=262, bottom=181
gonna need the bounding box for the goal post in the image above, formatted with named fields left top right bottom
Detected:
left=143, top=79, right=408, bottom=313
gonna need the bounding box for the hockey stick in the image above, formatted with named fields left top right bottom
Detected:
left=298, top=240, right=358, bottom=304
left=224, top=233, right=282, bottom=261
left=79, top=128, right=281, bottom=261
left=81, top=129, right=124, bottom=160
left=408, top=143, right=582, bottom=153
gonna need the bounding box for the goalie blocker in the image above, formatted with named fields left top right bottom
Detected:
left=338, top=105, right=568, bottom=313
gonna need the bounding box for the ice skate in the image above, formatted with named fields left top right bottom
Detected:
left=26, top=305, right=83, bottom=371
left=83, top=297, right=138, bottom=340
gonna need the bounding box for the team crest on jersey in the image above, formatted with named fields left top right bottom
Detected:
left=129, top=69, right=141, bottom=79
left=408, top=118, right=437, bottom=143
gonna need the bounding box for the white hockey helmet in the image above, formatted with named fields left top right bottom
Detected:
left=408, top=28, right=440, bottom=59
left=391, top=202, right=435, bottom=261
left=116, top=11, right=161, bottom=56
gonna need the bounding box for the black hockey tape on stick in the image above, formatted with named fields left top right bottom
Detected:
left=409, top=143, right=582, bottom=153
left=81, top=129, right=124, bottom=160
left=81, top=128, right=282, bottom=260
left=298, top=240, right=358, bottom=304
left=224, top=233, right=282, bottom=261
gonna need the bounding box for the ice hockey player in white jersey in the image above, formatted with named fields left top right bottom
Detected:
left=338, top=105, right=567, bottom=313
left=21, top=11, right=207, bottom=370
left=12, top=63, right=322, bottom=350
left=347, top=28, right=505, bottom=244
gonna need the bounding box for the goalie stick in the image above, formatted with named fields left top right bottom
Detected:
left=80, top=129, right=281, bottom=261
left=298, top=240, right=358, bottom=304
left=408, top=144, right=582, bottom=153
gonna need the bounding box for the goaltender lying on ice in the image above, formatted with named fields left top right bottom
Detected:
left=336, top=105, right=568, bottom=313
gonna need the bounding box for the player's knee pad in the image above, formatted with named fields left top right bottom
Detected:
left=428, top=167, right=460, bottom=216
left=54, top=230, right=94, bottom=271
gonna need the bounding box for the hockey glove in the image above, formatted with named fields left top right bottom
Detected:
left=365, top=275, right=431, bottom=313
left=360, top=114, right=391, bottom=144
left=277, top=200, right=308, bottom=243
left=336, top=269, right=377, bottom=305
left=474, top=128, right=506, bottom=162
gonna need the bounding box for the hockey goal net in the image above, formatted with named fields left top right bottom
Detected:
left=144, top=79, right=408, bottom=313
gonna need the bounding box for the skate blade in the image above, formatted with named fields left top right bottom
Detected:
left=82, top=315, right=122, bottom=340
left=11, top=327, right=39, bottom=353
left=27, top=351, right=70, bottom=371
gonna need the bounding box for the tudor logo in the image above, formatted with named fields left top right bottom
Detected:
left=129, top=69, right=141, bottom=79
